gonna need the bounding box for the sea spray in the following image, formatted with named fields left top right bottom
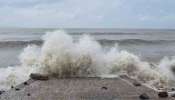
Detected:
left=39, top=30, right=108, bottom=76
left=21, top=30, right=169, bottom=88
left=158, top=57, right=175, bottom=80
left=105, top=49, right=167, bottom=88
left=0, top=66, right=34, bottom=90
left=0, top=30, right=173, bottom=90
left=19, top=45, right=40, bottom=67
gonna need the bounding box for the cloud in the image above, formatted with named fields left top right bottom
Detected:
left=0, top=0, right=122, bottom=27
left=139, top=14, right=175, bottom=22
left=0, top=0, right=175, bottom=28
left=0, top=0, right=59, bottom=8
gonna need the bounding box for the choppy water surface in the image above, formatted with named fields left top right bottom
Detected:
left=0, top=28, right=175, bottom=67
left=0, top=28, right=175, bottom=90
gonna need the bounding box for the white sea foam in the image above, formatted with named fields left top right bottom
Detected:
left=0, top=30, right=174, bottom=90
left=158, top=57, right=175, bottom=80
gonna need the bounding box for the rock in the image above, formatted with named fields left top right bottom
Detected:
left=171, top=93, right=175, bottom=98
left=27, top=93, right=31, bottom=96
left=171, top=66, right=175, bottom=75
left=119, top=74, right=128, bottom=78
left=133, top=81, right=141, bottom=86
left=30, top=73, right=49, bottom=81
left=158, top=91, right=168, bottom=98
left=15, top=88, right=20, bottom=91
left=139, top=93, right=149, bottom=99
left=23, top=82, right=28, bottom=85
left=101, top=86, right=108, bottom=90
left=11, top=86, right=14, bottom=89
left=172, top=88, right=175, bottom=91
left=0, top=91, right=5, bottom=95
left=168, top=91, right=175, bottom=97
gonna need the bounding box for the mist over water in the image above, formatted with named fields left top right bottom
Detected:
left=0, top=30, right=175, bottom=90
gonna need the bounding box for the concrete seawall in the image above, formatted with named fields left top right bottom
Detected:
left=0, top=76, right=174, bottom=100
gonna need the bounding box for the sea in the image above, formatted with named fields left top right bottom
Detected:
left=0, top=28, right=175, bottom=90
left=0, top=28, right=175, bottom=67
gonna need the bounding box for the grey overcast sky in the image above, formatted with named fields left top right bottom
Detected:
left=0, top=0, right=175, bottom=28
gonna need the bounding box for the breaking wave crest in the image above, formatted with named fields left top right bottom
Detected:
left=0, top=37, right=174, bottom=48
left=0, top=30, right=175, bottom=90
left=0, top=40, right=42, bottom=47
left=99, top=39, right=175, bottom=46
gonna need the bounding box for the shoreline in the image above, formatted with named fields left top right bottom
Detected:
left=0, top=75, right=174, bottom=100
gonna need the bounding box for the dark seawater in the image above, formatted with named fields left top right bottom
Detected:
left=0, top=28, right=175, bottom=67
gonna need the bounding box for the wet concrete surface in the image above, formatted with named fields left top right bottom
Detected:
left=0, top=76, right=174, bottom=100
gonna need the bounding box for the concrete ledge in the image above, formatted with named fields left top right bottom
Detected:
left=0, top=76, right=174, bottom=100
